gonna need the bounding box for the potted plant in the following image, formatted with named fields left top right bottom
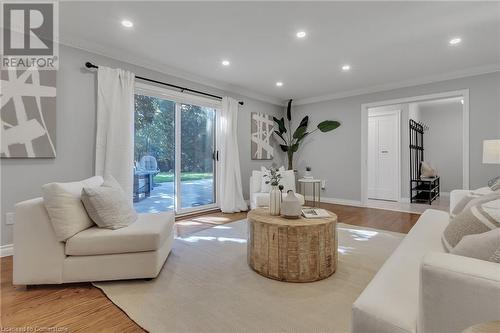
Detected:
left=273, top=99, right=341, bottom=170
left=304, top=166, right=313, bottom=179
left=264, top=167, right=282, bottom=215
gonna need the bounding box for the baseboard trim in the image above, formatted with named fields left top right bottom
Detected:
left=1, top=244, right=13, bottom=257
left=305, top=196, right=363, bottom=207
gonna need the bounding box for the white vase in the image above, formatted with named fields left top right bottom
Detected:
left=269, top=186, right=281, bottom=216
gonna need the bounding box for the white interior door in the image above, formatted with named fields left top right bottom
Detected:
left=368, top=112, right=399, bottom=201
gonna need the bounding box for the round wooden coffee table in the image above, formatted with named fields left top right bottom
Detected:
left=247, top=208, right=338, bottom=282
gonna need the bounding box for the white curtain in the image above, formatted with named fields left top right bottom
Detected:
left=218, top=97, right=248, bottom=213
left=95, top=66, right=135, bottom=200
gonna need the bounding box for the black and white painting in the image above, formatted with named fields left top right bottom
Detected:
left=1, top=69, right=56, bottom=158
left=250, top=112, right=274, bottom=160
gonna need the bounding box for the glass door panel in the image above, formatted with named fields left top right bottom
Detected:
left=133, top=94, right=175, bottom=213
left=178, top=103, right=216, bottom=211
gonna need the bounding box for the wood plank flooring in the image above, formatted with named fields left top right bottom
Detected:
left=1, top=205, right=420, bottom=332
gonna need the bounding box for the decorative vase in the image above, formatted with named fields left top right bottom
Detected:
left=269, top=186, right=281, bottom=216
left=281, top=190, right=302, bottom=219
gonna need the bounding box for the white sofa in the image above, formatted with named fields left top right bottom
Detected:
left=352, top=188, right=500, bottom=333
left=249, top=169, right=305, bottom=209
left=13, top=197, right=174, bottom=285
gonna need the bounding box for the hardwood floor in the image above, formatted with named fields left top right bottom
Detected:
left=1, top=205, right=419, bottom=332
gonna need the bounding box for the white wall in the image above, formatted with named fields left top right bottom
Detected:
left=419, top=100, right=463, bottom=192
left=0, top=45, right=284, bottom=246
left=291, top=71, right=500, bottom=202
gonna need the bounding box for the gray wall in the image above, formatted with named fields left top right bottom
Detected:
left=0, top=45, right=284, bottom=246
left=292, top=71, right=500, bottom=201
left=419, top=101, right=463, bottom=192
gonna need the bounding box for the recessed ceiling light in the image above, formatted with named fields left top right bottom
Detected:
left=449, top=37, right=462, bottom=45
left=276, top=81, right=283, bottom=87
left=296, top=31, right=307, bottom=38
left=121, top=19, right=133, bottom=28
left=341, top=64, right=351, bottom=71
left=221, top=60, right=230, bottom=66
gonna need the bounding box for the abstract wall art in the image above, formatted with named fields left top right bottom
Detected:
left=251, top=112, right=274, bottom=160
left=1, top=69, right=56, bottom=158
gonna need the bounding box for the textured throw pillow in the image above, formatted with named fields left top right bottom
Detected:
left=451, top=228, right=500, bottom=263
left=421, top=161, right=438, bottom=178
left=42, top=176, right=104, bottom=241
left=442, top=197, right=500, bottom=251
left=81, top=176, right=137, bottom=229
left=260, top=166, right=285, bottom=193
left=488, top=176, right=500, bottom=191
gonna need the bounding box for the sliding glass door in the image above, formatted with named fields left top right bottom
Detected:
left=133, top=84, right=218, bottom=214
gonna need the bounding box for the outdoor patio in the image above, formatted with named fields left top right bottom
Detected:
left=133, top=179, right=215, bottom=213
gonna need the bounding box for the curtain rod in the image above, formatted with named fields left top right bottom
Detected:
left=84, top=62, right=244, bottom=105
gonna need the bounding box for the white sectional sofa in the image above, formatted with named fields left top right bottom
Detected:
left=13, top=197, right=174, bottom=285
left=352, top=189, right=500, bottom=333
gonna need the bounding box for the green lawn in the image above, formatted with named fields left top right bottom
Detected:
left=154, top=172, right=213, bottom=183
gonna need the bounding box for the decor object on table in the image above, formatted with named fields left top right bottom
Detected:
left=304, top=166, right=313, bottom=179
left=298, top=178, right=322, bottom=207
left=281, top=190, right=302, bottom=218
left=273, top=99, right=341, bottom=170
left=251, top=112, right=274, bottom=160
left=1, top=69, right=56, bottom=158
left=301, top=208, right=331, bottom=219
left=264, top=167, right=282, bottom=215
left=421, top=161, right=438, bottom=178
left=249, top=168, right=305, bottom=209
left=247, top=207, right=337, bottom=282
left=218, top=97, right=248, bottom=213
left=260, top=165, right=285, bottom=193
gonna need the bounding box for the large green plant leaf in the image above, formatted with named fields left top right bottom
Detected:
left=295, top=131, right=309, bottom=143
left=286, top=99, right=293, bottom=121
left=299, top=116, right=309, bottom=128
left=274, top=130, right=286, bottom=144
left=280, top=144, right=290, bottom=152
left=317, top=120, right=341, bottom=132
left=291, top=143, right=300, bottom=152
left=293, top=125, right=307, bottom=139
left=273, top=116, right=287, bottom=134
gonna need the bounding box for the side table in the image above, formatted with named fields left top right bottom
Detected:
left=298, top=178, right=322, bottom=207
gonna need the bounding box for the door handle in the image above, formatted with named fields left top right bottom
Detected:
left=380, top=150, right=389, bottom=153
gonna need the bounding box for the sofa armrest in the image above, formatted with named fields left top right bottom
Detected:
left=418, top=252, right=500, bottom=333
left=13, top=198, right=66, bottom=285
left=449, top=189, right=470, bottom=214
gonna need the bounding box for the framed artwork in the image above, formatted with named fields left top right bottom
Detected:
left=1, top=69, right=56, bottom=158
left=251, top=112, right=274, bottom=160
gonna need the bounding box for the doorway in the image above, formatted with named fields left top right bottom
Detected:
left=361, top=89, right=470, bottom=211
left=368, top=108, right=400, bottom=201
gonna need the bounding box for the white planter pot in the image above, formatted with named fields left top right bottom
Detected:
left=269, top=186, right=281, bottom=216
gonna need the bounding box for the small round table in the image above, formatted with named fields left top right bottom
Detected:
left=298, top=178, right=322, bottom=207
left=247, top=208, right=337, bottom=282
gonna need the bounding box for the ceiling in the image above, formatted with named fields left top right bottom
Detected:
left=60, top=1, right=500, bottom=105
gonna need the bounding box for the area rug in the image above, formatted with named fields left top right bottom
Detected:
left=93, top=220, right=404, bottom=333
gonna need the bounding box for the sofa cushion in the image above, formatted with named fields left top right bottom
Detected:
left=65, top=211, right=174, bottom=256
left=451, top=228, right=500, bottom=263
left=442, top=196, right=500, bottom=251
left=81, top=176, right=137, bottom=229
left=42, top=176, right=104, bottom=241
left=352, top=209, right=449, bottom=333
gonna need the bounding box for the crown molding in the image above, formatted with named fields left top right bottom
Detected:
left=59, top=40, right=285, bottom=106
left=293, top=63, right=500, bottom=106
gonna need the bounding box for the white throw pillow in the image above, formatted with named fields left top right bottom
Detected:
left=81, top=176, right=137, bottom=229
left=260, top=166, right=285, bottom=193
left=451, top=228, right=500, bottom=263
left=42, top=176, right=104, bottom=241
left=251, top=170, right=262, bottom=193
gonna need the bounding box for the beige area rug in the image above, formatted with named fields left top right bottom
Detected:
left=93, top=220, right=404, bottom=333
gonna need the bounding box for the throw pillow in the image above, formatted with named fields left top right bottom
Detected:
left=488, top=176, right=500, bottom=191
left=442, top=196, right=500, bottom=251
left=421, top=161, right=438, bottom=178
left=260, top=166, right=285, bottom=193
left=42, top=176, right=104, bottom=241
left=280, top=170, right=297, bottom=193
left=450, top=193, right=481, bottom=218
left=81, top=176, right=137, bottom=229
left=451, top=228, right=500, bottom=263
